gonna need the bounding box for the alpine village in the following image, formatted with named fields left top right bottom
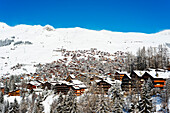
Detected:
left=0, top=46, right=170, bottom=113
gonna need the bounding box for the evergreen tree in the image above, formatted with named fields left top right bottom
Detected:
left=32, top=102, right=38, bottom=113
left=4, top=80, right=9, bottom=94
left=128, top=94, right=139, bottom=113
left=19, top=97, right=28, bottom=113
left=64, top=89, right=78, bottom=113
left=36, top=94, right=44, bottom=113
left=2, top=100, right=9, bottom=113
left=108, top=82, right=124, bottom=113
left=51, top=92, right=64, bottom=113
left=97, top=92, right=111, bottom=113
left=0, top=91, right=4, bottom=112
left=138, top=82, right=152, bottom=113
left=8, top=98, right=19, bottom=113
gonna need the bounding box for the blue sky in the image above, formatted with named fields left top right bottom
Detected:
left=0, top=0, right=170, bottom=33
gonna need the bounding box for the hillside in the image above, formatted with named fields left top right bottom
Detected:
left=0, top=22, right=170, bottom=76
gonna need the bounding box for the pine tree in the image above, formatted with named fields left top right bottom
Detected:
left=4, top=80, right=9, bottom=94
left=32, top=102, right=38, bottom=113
left=108, top=82, right=124, bottom=113
left=8, top=99, right=19, bottom=113
left=97, top=92, right=111, bottom=113
left=51, top=92, right=64, bottom=113
left=64, top=89, right=78, bottom=113
left=146, top=78, right=153, bottom=92
left=0, top=91, right=4, bottom=112
left=19, top=97, right=28, bottom=113
left=2, top=100, right=9, bottom=113
left=128, top=94, right=139, bottom=113
left=36, top=94, right=44, bottom=113
left=138, top=82, right=152, bottom=113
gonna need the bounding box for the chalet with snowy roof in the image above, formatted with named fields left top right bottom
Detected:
left=145, top=69, right=169, bottom=89
left=95, top=80, right=111, bottom=94
left=54, top=83, right=72, bottom=95
left=121, top=74, right=131, bottom=92
left=114, top=71, right=127, bottom=81
left=126, top=69, right=170, bottom=91
left=66, top=74, right=76, bottom=82
left=130, top=71, right=143, bottom=90
left=41, top=82, right=52, bottom=90
left=26, top=81, right=41, bottom=89
left=8, top=89, right=20, bottom=96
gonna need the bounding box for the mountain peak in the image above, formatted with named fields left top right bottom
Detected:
left=43, top=25, right=55, bottom=31
left=157, top=30, right=170, bottom=35
left=0, top=22, right=10, bottom=29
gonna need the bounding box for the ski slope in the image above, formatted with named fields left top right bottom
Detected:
left=0, top=22, right=170, bottom=76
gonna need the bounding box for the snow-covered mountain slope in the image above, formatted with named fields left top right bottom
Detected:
left=0, top=22, right=170, bottom=76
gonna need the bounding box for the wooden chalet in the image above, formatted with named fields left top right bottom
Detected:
left=130, top=71, right=142, bottom=91
left=53, top=83, right=72, bottom=95
left=41, top=82, right=51, bottom=90
left=72, top=86, right=81, bottom=96
left=71, top=85, right=86, bottom=96
left=66, top=74, right=76, bottom=82
left=90, top=76, right=103, bottom=81
left=153, top=78, right=166, bottom=89
left=121, top=70, right=169, bottom=93
left=141, top=71, right=168, bottom=89
left=8, top=89, right=20, bottom=96
left=114, top=71, right=126, bottom=81
left=27, top=83, right=36, bottom=89
left=121, top=74, right=131, bottom=92
left=96, top=80, right=111, bottom=94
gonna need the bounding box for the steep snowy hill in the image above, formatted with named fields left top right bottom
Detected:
left=0, top=22, right=170, bottom=76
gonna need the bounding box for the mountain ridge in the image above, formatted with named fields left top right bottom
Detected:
left=0, top=22, right=170, bottom=76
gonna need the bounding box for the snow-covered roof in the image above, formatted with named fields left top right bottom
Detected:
left=71, top=80, right=83, bottom=85
left=72, top=86, right=80, bottom=89
left=77, top=84, right=86, bottom=88
left=146, top=70, right=170, bottom=79
left=133, top=71, right=146, bottom=77
left=133, top=69, right=170, bottom=79
left=70, top=74, right=76, bottom=79
left=57, top=80, right=74, bottom=85
left=116, top=71, right=131, bottom=79
left=28, top=81, right=41, bottom=86
left=33, top=88, right=43, bottom=92
left=95, top=80, right=102, bottom=83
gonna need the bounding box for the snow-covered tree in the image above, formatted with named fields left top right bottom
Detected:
left=4, top=80, right=9, bottom=94
left=138, top=82, right=152, bottom=113
left=8, top=98, right=19, bottom=113
left=64, top=89, right=78, bottom=113
left=36, top=94, right=44, bottom=113
left=19, top=97, right=28, bottom=113
left=146, top=78, right=153, bottom=92
left=50, top=92, right=64, bottom=113
left=0, top=91, right=4, bottom=112
left=2, top=100, right=9, bottom=113
left=108, top=82, right=124, bottom=112
left=97, top=92, right=111, bottom=113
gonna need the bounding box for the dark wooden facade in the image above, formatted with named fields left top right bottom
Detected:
left=121, top=74, right=131, bottom=92
left=96, top=80, right=111, bottom=93
left=122, top=71, right=168, bottom=93
left=53, top=83, right=71, bottom=95
left=8, top=89, right=20, bottom=96
left=130, top=71, right=142, bottom=90
left=27, top=83, right=36, bottom=89
left=42, top=82, right=51, bottom=90
left=114, top=72, right=125, bottom=81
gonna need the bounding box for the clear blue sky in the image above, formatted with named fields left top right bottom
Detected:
left=0, top=0, right=170, bottom=33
